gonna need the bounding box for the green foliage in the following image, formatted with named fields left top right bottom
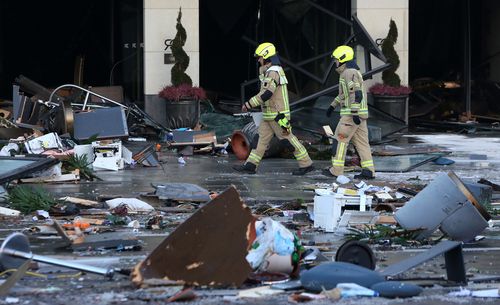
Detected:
left=171, top=7, right=192, bottom=86
left=345, top=224, right=425, bottom=246
left=381, top=19, right=401, bottom=87
left=8, top=186, right=58, bottom=214
left=63, top=154, right=101, bottom=181
left=79, top=134, right=99, bottom=145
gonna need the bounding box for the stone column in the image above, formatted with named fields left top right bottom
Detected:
left=143, top=0, right=199, bottom=125
left=351, top=0, right=409, bottom=88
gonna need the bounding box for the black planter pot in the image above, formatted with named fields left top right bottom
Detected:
left=163, top=98, right=200, bottom=129
left=372, top=94, right=409, bottom=124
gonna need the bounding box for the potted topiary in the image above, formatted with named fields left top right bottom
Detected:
left=369, top=19, right=411, bottom=124
left=158, top=7, right=206, bottom=129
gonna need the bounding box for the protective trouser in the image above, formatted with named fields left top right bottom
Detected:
left=329, top=116, right=374, bottom=176
left=246, top=120, right=312, bottom=168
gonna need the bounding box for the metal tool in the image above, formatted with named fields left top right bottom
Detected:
left=0, top=233, right=128, bottom=278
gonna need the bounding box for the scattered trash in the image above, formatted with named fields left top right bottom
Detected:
left=105, top=198, right=155, bottom=212
left=336, top=175, right=350, bottom=185
left=150, top=183, right=211, bottom=202
left=448, top=287, right=500, bottom=298
left=246, top=218, right=302, bottom=274
left=328, top=283, right=379, bottom=298
left=433, top=156, right=455, bottom=165
left=0, top=207, right=20, bottom=217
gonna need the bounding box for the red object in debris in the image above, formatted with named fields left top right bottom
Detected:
left=231, top=130, right=251, bottom=160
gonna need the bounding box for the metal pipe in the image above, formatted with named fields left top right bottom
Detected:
left=48, top=84, right=129, bottom=109
left=2, top=248, right=114, bottom=278
left=289, top=62, right=391, bottom=108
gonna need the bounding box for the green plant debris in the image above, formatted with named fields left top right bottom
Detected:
left=345, top=224, right=425, bottom=246
left=63, top=154, right=101, bottom=181
left=8, top=186, right=58, bottom=214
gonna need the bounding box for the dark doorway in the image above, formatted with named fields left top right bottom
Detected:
left=409, top=0, right=500, bottom=117
left=199, top=0, right=351, bottom=103
left=0, top=0, right=143, bottom=102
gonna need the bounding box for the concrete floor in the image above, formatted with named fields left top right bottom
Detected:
left=2, top=132, right=500, bottom=304
left=38, top=132, right=500, bottom=204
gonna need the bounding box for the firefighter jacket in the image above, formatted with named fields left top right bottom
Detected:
left=330, top=62, right=369, bottom=119
left=245, top=64, right=290, bottom=121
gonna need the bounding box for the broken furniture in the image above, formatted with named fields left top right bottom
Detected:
left=313, top=191, right=373, bottom=232
left=73, top=107, right=129, bottom=141
left=92, top=140, right=125, bottom=171
left=132, top=186, right=254, bottom=287
left=0, top=156, right=59, bottom=185
left=167, top=130, right=217, bottom=156
left=395, top=171, right=491, bottom=241
left=0, top=233, right=128, bottom=278
left=379, top=240, right=467, bottom=284
left=13, top=76, right=170, bottom=139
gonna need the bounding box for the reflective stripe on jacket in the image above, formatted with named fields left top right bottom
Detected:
left=331, top=66, right=368, bottom=119
left=248, top=65, right=290, bottom=121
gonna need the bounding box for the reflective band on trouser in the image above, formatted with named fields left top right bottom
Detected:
left=331, top=142, right=347, bottom=175
left=361, top=160, right=374, bottom=168
left=290, top=137, right=308, bottom=160
left=247, top=151, right=262, bottom=165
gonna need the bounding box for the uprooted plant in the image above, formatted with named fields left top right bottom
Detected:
left=8, top=185, right=59, bottom=214
left=345, top=224, right=426, bottom=246
left=63, top=154, right=101, bottom=181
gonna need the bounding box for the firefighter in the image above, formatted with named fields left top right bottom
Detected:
left=233, top=42, right=314, bottom=175
left=322, top=45, right=375, bottom=179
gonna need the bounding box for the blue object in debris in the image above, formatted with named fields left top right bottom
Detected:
left=371, top=281, right=423, bottom=298
left=433, top=157, right=455, bottom=165
left=300, top=262, right=384, bottom=292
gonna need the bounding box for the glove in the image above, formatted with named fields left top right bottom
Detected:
left=275, top=113, right=291, bottom=132
left=353, top=115, right=361, bottom=125
left=326, top=106, right=334, bottom=117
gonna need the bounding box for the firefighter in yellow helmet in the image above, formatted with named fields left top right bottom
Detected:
left=322, top=45, right=375, bottom=179
left=233, top=42, right=314, bottom=175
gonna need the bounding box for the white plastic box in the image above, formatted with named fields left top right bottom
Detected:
left=313, top=194, right=373, bottom=232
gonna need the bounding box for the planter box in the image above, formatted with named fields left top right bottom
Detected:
left=372, top=94, right=409, bottom=125
left=145, top=95, right=200, bottom=129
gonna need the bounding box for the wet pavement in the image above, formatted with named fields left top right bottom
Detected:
left=1, top=132, right=500, bottom=304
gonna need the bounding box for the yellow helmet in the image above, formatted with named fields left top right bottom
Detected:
left=255, top=42, right=276, bottom=59
left=331, top=45, right=354, bottom=63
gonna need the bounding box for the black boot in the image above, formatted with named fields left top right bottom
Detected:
left=321, top=168, right=337, bottom=178
left=232, top=162, right=257, bottom=174
left=292, top=165, right=314, bottom=176
left=353, top=169, right=375, bottom=180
